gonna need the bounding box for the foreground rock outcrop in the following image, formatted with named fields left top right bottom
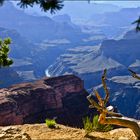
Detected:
left=0, top=124, right=137, bottom=140
left=0, top=75, right=91, bottom=127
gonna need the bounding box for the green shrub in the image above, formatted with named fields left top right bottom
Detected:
left=0, top=38, right=13, bottom=67
left=83, top=115, right=113, bottom=133
left=45, top=119, right=56, bottom=128
left=83, top=116, right=93, bottom=132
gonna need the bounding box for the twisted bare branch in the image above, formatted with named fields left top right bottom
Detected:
left=102, top=69, right=109, bottom=106
left=99, top=116, right=140, bottom=139
left=94, top=90, right=104, bottom=107
left=87, top=69, right=140, bottom=139
left=128, top=69, right=140, bottom=80
left=87, top=94, right=102, bottom=111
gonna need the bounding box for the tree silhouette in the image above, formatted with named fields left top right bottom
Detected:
left=133, top=16, right=140, bottom=32
left=0, top=0, right=64, bottom=13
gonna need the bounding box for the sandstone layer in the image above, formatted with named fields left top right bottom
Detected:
left=0, top=75, right=90, bottom=127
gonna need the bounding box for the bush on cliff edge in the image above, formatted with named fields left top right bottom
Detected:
left=83, top=115, right=113, bottom=133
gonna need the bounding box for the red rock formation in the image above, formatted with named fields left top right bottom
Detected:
left=0, top=75, right=90, bottom=127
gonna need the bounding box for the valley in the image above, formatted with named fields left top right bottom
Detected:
left=0, top=2, right=140, bottom=121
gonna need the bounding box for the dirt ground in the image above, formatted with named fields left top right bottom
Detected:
left=0, top=123, right=137, bottom=140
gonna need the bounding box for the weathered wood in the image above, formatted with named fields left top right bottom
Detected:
left=87, top=94, right=102, bottom=111
left=94, top=90, right=104, bottom=107
left=87, top=69, right=140, bottom=140
left=102, top=69, right=109, bottom=106
left=128, top=69, right=140, bottom=80
left=99, top=115, right=140, bottom=139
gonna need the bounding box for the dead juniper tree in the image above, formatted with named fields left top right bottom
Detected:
left=87, top=69, right=140, bottom=139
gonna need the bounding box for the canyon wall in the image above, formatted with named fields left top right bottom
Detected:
left=0, top=75, right=92, bottom=127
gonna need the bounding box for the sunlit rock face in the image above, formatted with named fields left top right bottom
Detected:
left=48, top=30, right=140, bottom=89
left=0, top=75, right=93, bottom=128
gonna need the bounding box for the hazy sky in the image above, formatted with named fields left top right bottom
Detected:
left=13, top=1, right=140, bottom=22
left=95, top=1, right=140, bottom=7
left=14, top=1, right=140, bottom=15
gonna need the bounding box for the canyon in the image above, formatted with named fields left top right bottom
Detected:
left=0, top=2, right=140, bottom=125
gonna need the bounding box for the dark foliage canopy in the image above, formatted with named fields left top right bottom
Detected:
left=133, top=16, right=140, bottom=32
left=0, top=0, right=64, bottom=13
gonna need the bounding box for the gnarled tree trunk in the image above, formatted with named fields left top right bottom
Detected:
left=87, top=69, right=140, bottom=140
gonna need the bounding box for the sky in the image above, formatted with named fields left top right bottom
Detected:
left=13, top=1, right=140, bottom=23
left=14, top=1, right=140, bottom=15
left=96, top=1, right=140, bottom=7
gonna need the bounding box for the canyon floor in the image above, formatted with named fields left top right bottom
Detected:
left=0, top=123, right=137, bottom=140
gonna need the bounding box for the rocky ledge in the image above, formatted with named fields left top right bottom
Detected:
left=0, top=75, right=91, bottom=127
left=0, top=124, right=137, bottom=140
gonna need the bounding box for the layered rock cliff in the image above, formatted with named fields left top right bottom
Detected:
left=0, top=75, right=91, bottom=127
